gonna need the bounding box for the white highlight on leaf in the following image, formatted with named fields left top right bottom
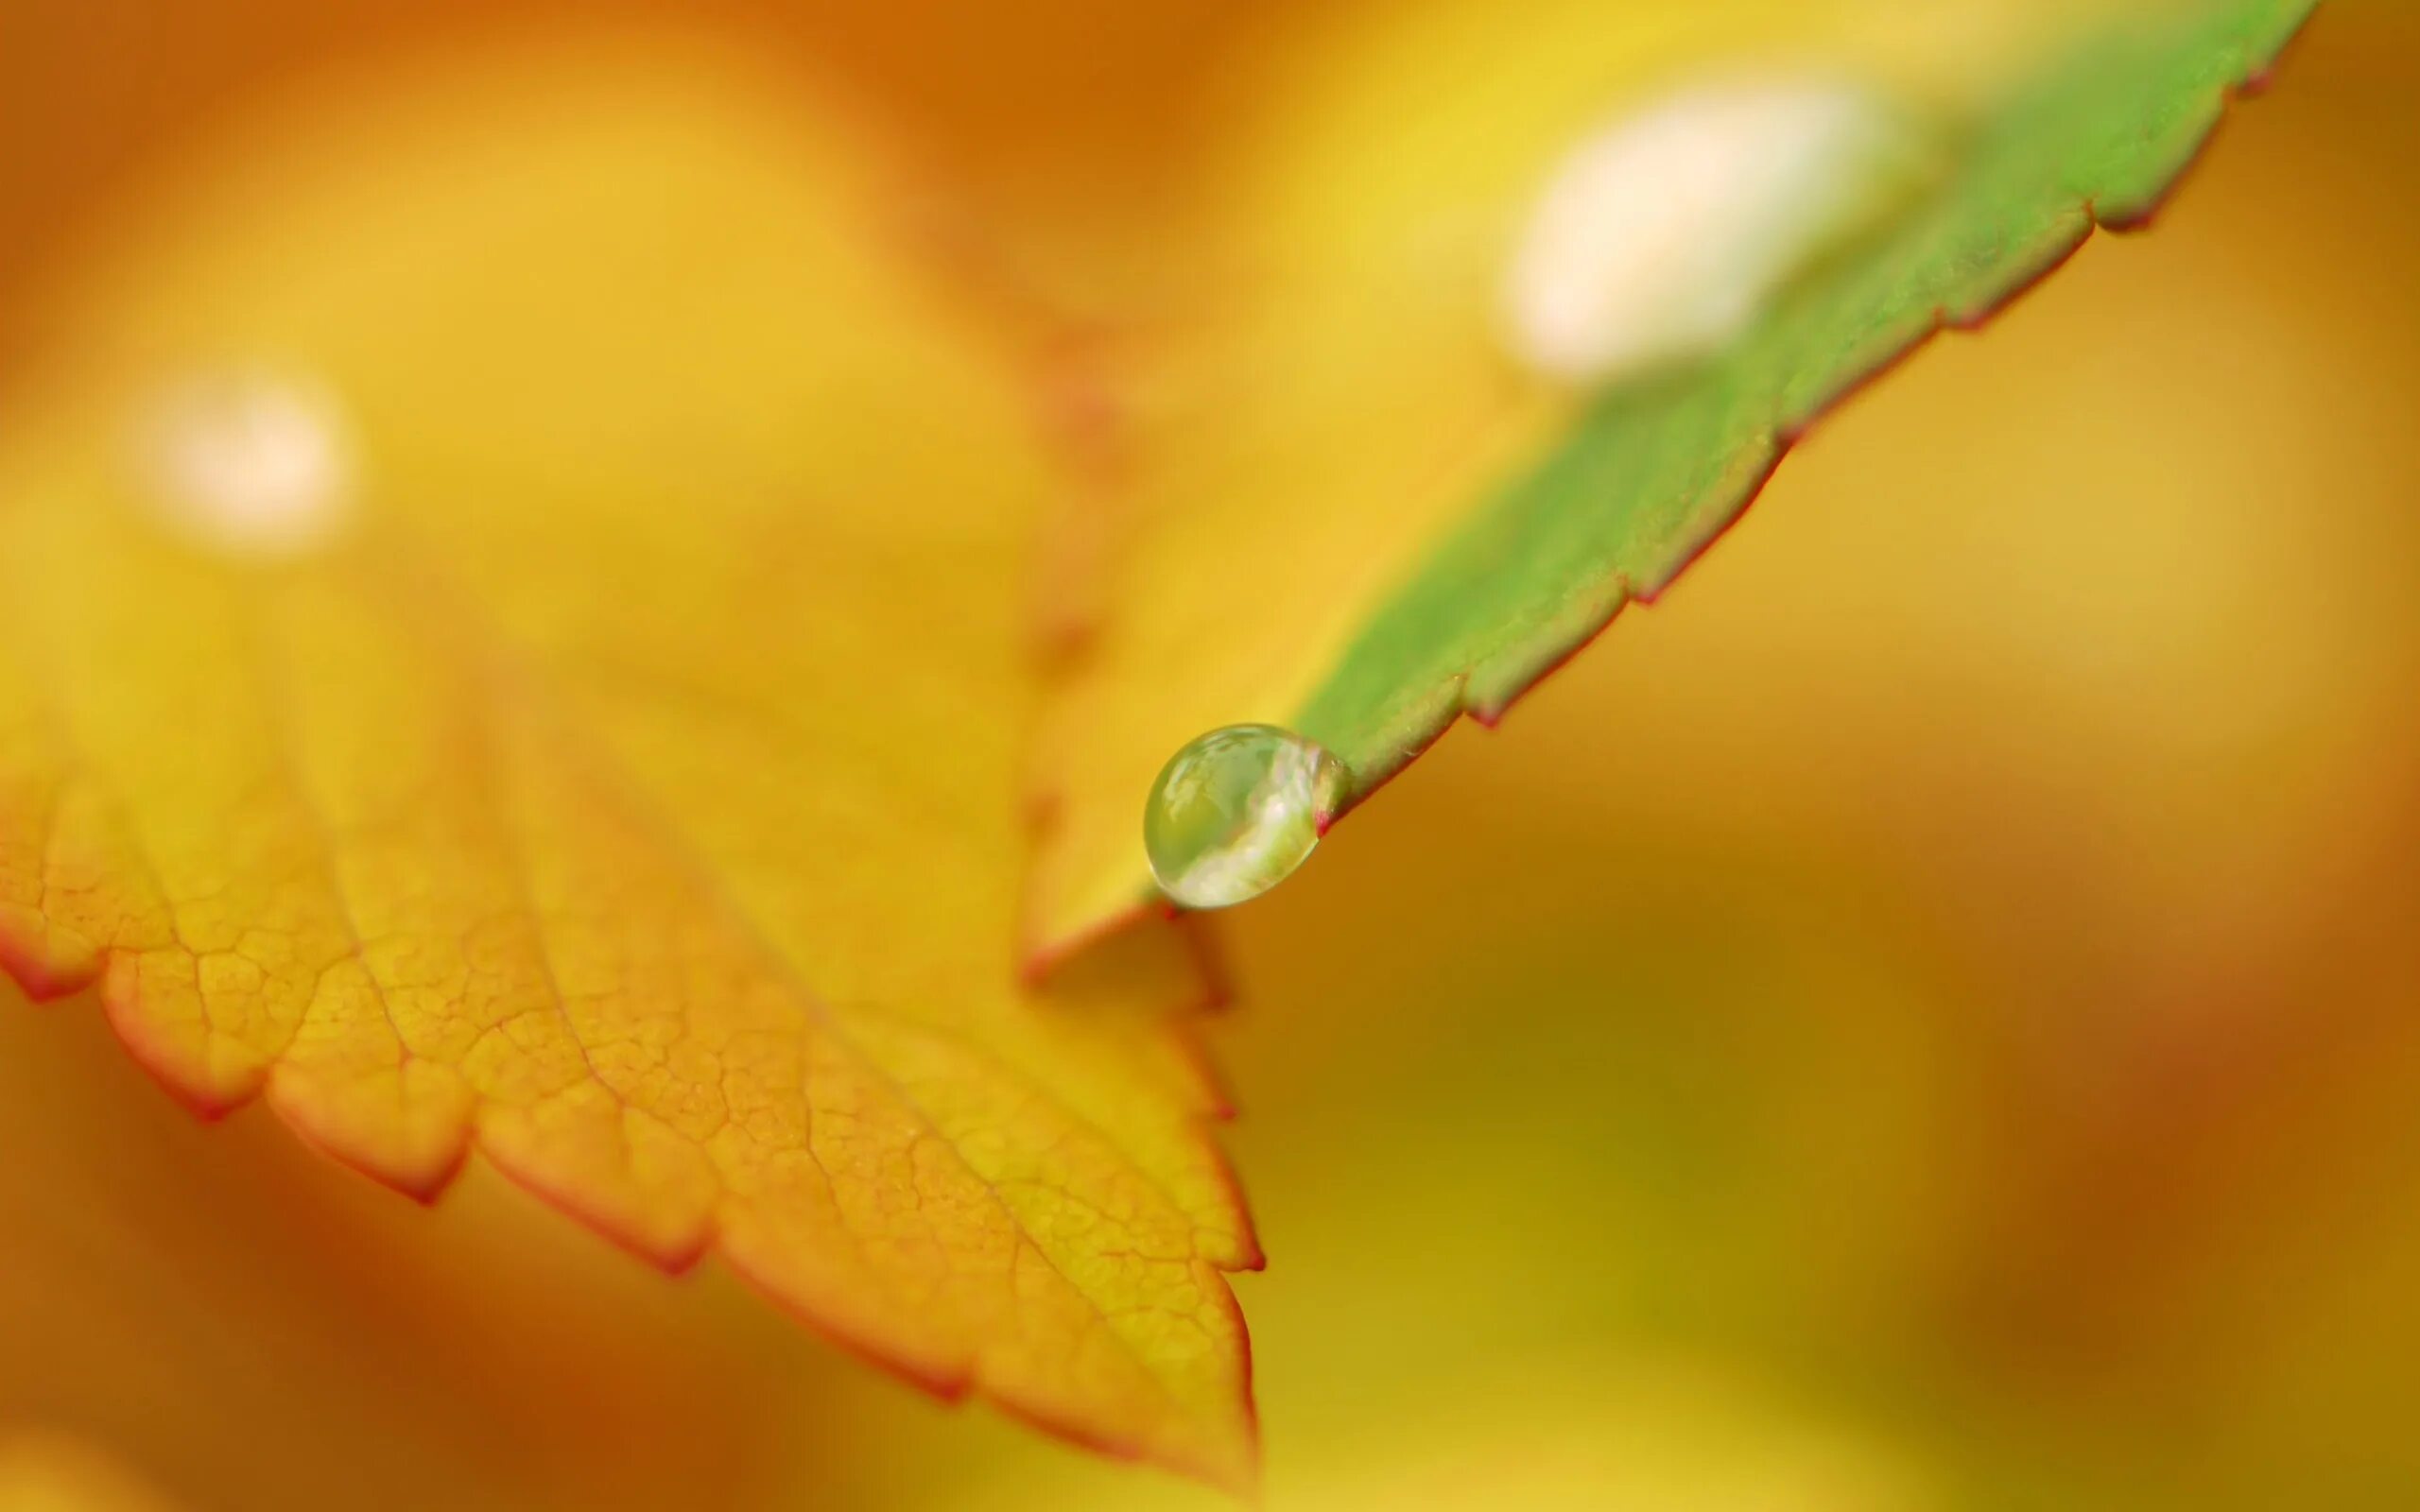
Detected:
left=1503, top=77, right=1933, bottom=384
left=140, top=368, right=354, bottom=559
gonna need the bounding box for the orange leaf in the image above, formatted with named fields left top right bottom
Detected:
left=0, top=38, right=1254, bottom=1486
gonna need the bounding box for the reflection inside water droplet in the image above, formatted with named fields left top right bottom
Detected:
left=1145, top=724, right=1348, bottom=910
left=1503, top=77, right=1938, bottom=384
left=139, top=368, right=354, bottom=560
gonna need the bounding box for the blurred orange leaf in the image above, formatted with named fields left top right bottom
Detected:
left=0, top=1432, right=184, bottom=1512
left=0, top=43, right=1254, bottom=1486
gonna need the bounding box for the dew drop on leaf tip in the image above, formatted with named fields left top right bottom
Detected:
left=1144, top=724, right=1348, bottom=910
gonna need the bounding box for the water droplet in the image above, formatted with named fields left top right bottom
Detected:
left=1145, top=724, right=1348, bottom=909
left=139, top=368, right=354, bottom=560
left=1503, top=77, right=1937, bottom=384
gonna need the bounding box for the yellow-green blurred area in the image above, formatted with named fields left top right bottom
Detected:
left=4, top=2, right=2417, bottom=1510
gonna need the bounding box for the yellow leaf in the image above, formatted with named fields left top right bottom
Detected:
left=0, top=37, right=1253, bottom=1486
left=0, top=968, right=925, bottom=1509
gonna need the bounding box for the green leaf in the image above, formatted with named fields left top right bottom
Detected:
left=1301, top=0, right=2314, bottom=784
left=1027, top=0, right=2317, bottom=954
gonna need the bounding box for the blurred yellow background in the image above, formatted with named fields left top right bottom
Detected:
left=4, top=3, right=2416, bottom=1510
